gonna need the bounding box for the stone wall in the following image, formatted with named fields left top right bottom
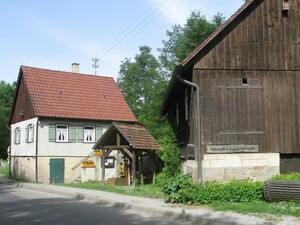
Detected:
left=183, top=153, right=280, bottom=182
left=11, top=156, right=36, bottom=182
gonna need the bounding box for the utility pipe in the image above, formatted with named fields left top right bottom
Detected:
left=174, top=65, right=203, bottom=183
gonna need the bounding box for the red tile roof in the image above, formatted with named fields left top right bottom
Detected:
left=21, top=66, right=137, bottom=122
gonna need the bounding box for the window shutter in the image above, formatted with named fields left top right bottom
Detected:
left=25, top=126, right=28, bottom=143
left=49, top=124, right=56, bottom=142
left=31, top=124, right=35, bottom=142
left=96, top=126, right=103, bottom=141
left=14, top=128, right=16, bottom=144
left=69, top=125, right=76, bottom=143
left=76, top=125, right=84, bottom=143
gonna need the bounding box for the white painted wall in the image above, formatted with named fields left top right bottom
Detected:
left=10, top=117, right=38, bottom=156
left=37, top=119, right=111, bottom=156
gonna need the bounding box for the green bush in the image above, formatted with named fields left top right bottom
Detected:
left=162, top=173, right=193, bottom=203
left=271, top=173, right=300, bottom=181
left=163, top=178, right=264, bottom=204
left=155, top=172, right=167, bottom=187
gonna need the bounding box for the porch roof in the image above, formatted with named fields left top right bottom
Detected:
left=93, top=122, right=162, bottom=151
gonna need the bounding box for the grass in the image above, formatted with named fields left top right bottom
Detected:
left=60, top=182, right=164, bottom=198
left=0, top=164, right=9, bottom=178
left=211, top=201, right=300, bottom=218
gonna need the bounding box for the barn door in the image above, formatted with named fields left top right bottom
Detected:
left=49, top=158, right=65, bottom=183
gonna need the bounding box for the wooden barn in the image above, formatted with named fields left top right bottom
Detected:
left=161, top=0, right=300, bottom=182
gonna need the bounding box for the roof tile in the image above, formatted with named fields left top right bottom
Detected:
left=21, top=66, right=137, bottom=122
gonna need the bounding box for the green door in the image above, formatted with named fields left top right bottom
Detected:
left=49, top=158, right=65, bottom=183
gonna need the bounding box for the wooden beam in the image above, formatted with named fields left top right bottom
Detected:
left=123, top=148, right=133, bottom=159
left=139, top=152, right=144, bottom=185
left=132, top=150, right=136, bottom=187
left=103, top=145, right=129, bottom=150
left=103, top=148, right=114, bottom=158
left=101, top=155, right=105, bottom=185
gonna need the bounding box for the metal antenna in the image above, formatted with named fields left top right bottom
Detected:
left=92, top=58, right=99, bottom=75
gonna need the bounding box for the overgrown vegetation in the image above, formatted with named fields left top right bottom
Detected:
left=271, top=173, right=300, bottom=181
left=162, top=174, right=264, bottom=204
left=0, top=163, right=9, bottom=177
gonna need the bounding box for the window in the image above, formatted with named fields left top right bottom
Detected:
left=14, top=127, right=20, bottom=144
left=84, top=126, right=95, bottom=142
left=56, top=124, right=68, bottom=142
left=27, top=124, right=34, bottom=143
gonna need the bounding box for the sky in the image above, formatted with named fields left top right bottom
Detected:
left=0, top=0, right=244, bottom=84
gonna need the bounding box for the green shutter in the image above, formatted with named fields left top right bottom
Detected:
left=31, top=124, right=35, bottom=142
left=49, top=124, right=56, bottom=142
left=25, top=126, right=28, bottom=143
left=69, top=125, right=76, bottom=143
left=76, top=125, right=84, bottom=143
left=96, top=126, right=103, bottom=141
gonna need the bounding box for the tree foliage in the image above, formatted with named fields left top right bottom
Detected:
left=0, top=81, right=16, bottom=159
left=159, top=10, right=225, bottom=74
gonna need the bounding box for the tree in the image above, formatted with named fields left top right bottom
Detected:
left=117, top=46, right=164, bottom=119
left=0, top=81, right=16, bottom=159
left=159, top=10, right=225, bottom=75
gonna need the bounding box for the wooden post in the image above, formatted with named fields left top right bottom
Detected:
left=152, top=151, right=156, bottom=184
left=101, top=155, right=105, bottom=186
left=139, top=152, right=144, bottom=185
left=132, top=150, right=136, bottom=187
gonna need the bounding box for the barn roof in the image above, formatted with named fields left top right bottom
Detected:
left=13, top=66, right=137, bottom=122
left=161, top=0, right=259, bottom=115
left=93, top=122, right=162, bottom=151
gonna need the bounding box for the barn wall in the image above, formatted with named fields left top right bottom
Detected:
left=195, top=0, right=300, bottom=71
left=193, top=69, right=300, bottom=154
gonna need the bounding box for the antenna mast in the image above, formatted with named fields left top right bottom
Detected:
left=92, top=58, right=99, bottom=75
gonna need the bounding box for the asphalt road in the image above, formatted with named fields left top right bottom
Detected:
left=0, top=181, right=195, bottom=225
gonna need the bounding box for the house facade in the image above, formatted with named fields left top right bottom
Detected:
left=162, top=0, right=300, bottom=182
left=9, top=65, right=137, bottom=183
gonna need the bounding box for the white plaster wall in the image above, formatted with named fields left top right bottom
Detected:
left=10, top=118, right=38, bottom=156
left=11, top=156, right=36, bottom=182
left=38, top=157, right=83, bottom=184
left=37, top=119, right=111, bottom=156
left=183, top=153, right=280, bottom=182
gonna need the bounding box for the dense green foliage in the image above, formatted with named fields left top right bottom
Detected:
left=271, top=173, right=300, bottom=181
left=162, top=174, right=264, bottom=204
left=159, top=10, right=225, bottom=74
left=0, top=81, right=15, bottom=159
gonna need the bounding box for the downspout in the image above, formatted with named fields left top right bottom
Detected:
left=35, top=118, right=39, bottom=182
left=174, top=65, right=203, bottom=183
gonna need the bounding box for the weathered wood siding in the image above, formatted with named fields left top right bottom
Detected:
left=194, top=70, right=300, bottom=154
left=195, top=0, right=300, bottom=70
left=11, top=75, right=36, bottom=124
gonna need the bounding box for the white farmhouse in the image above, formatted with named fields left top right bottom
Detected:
left=9, top=64, right=137, bottom=183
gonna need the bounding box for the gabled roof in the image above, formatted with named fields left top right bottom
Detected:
left=94, top=122, right=162, bottom=150
left=14, top=66, right=137, bottom=122
left=180, top=0, right=256, bottom=68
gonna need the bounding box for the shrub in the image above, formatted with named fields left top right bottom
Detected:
left=163, top=179, right=264, bottom=204
left=162, top=173, right=193, bottom=203
left=271, top=173, right=300, bottom=181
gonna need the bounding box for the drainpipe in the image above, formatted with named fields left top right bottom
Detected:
left=174, top=65, right=203, bottom=183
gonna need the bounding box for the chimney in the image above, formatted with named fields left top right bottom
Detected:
left=72, top=63, right=79, bottom=73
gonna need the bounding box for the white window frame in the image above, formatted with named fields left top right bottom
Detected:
left=14, top=127, right=21, bottom=144
left=84, top=125, right=95, bottom=143
left=27, top=124, right=34, bottom=143
left=56, top=124, right=68, bottom=142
